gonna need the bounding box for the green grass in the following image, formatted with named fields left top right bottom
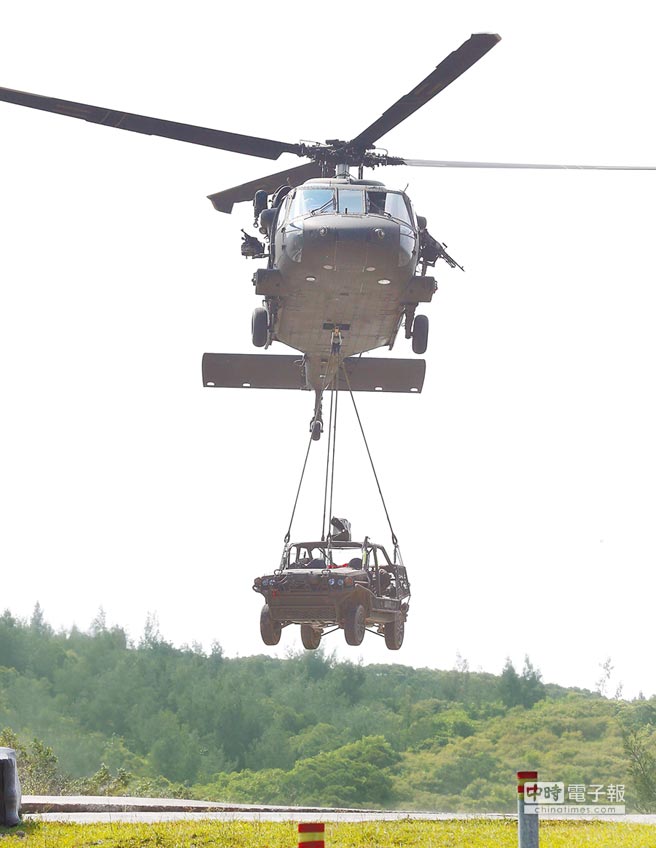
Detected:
left=1, top=819, right=655, bottom=848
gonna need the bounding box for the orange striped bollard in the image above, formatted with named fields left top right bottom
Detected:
left=298, top=823, right=325, bottom=848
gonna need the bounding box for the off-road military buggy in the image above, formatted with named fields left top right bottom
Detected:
left=253, top=536, right=410, bottom=650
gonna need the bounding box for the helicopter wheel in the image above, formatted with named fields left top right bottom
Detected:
left=252, top=307, right=268, bottom=348
left=412, top=314, right=429, bottom=355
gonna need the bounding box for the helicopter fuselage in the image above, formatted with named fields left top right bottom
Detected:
left=0, top=35, right=504, bottom=436
left=253, top=176, right=436, bottom=390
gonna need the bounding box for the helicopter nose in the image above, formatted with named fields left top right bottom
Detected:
left=303, top=216, right=399, bottom=271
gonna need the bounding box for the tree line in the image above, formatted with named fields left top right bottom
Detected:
left=1, top=606, right=655, bottom=810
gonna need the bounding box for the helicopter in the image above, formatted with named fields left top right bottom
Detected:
left=1, top=32, right=654, bottom=440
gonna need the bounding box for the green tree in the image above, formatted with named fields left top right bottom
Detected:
left=286, top=736, right=399, bottom=807
left=498, top=657, right=545, bottom=709
left=29, top=602, right=52, bottom=635
left=519, top=655, right=545, bottom=708
left=0, top=728, right=68, bottom=793
left=499, top=658, right=522, bottom=707
left=623, top=726, right=656, bottom=811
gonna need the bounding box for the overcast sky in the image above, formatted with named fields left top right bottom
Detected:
left=1, top=1, right=654, bottom=699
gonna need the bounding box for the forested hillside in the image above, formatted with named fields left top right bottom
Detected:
left=2, top=607, right=656, bottom=811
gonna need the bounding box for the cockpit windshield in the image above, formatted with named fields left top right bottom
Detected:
left=288, top=188, right=335, bottom=220
left=337, top=189, right=364, bottom=214
left=366, top=190, right=412, bottom=224
left=286, top=186, right=413, bottom=225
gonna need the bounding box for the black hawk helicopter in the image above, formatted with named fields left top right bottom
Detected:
left=1, top=33, right=654, bottom=439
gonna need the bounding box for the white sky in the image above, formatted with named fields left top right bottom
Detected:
left=1, top=1, right=654, bottom=700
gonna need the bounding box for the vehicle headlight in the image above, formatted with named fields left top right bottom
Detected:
left=337, top=578, right=344, bottom=587
left=328, top=577, right=335, bottom=586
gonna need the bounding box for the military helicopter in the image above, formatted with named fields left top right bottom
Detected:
left=1, top=33, right=654, bottom=439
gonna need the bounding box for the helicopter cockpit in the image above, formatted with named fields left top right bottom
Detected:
left=270, top=182, right=418, bottom=272
left=280, top=185, right=415, bottom=225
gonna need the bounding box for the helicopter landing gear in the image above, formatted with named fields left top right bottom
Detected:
left=412, top=313, right=429, bottom=355
left=403, top=304, right=417, bottom=340
left=252, top=307, right=268, bottom=348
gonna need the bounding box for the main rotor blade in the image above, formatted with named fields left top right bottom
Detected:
left=0, top=86, right=303, bottom=160
left=400, top=157, right=656, bottom=171
left=349, top=33, right=501, bottom=150
left=208, top=162, right=332, bottom=213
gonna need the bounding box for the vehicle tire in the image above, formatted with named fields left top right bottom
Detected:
left=311, top=419, right=322, bottom=441
left=384, top=614, right=405, bottom=650
left=300, top=624, right=321, bottom=650
left=344, top=603, right=366, bottom=646
left=252, top=307, right=268, bottom=348
left=412, top=313, right=429, bottom=354
left=260, top=604, right=281, bottom=645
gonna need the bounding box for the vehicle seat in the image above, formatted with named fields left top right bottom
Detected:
left=348, top=557, right=363, bottom=570
left=379, top=570, right=392, bottom=594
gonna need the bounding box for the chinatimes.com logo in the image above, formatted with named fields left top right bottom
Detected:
left=524, top=781, right=626, bottom=815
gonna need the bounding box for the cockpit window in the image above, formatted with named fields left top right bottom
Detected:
left=285, top=187, right=413, bottom=226
left=367, top=191, right=387, bottom=215
left=366, top=190, right=412, bottom=225
left=337, top=189, right=364, bottom=214
left=288, top=188, right=335, bottom=220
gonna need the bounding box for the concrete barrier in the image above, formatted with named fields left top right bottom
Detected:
left=0, top=748, right=22, bottom=827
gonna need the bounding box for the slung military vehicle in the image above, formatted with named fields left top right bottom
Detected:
left=254, top=534, right=410, bottom=651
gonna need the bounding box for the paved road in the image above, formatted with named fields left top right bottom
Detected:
left=20, top=796, right=656, bottom=825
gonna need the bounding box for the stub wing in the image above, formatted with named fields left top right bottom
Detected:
left=202, top=353, right=425, bottom=393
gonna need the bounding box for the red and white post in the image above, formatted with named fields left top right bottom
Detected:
left=517, top=770, right=539, bottom=848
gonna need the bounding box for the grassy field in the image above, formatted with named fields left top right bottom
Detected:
left=1, top=819, right=655, bottom=847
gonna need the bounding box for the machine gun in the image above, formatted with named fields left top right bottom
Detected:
left=419, top=229, right=465, bottom=273
left=241, top=230, right=266, bottom=259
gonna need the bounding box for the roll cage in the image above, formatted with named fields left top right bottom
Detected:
left=278, top=537, right=410, bottom=600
